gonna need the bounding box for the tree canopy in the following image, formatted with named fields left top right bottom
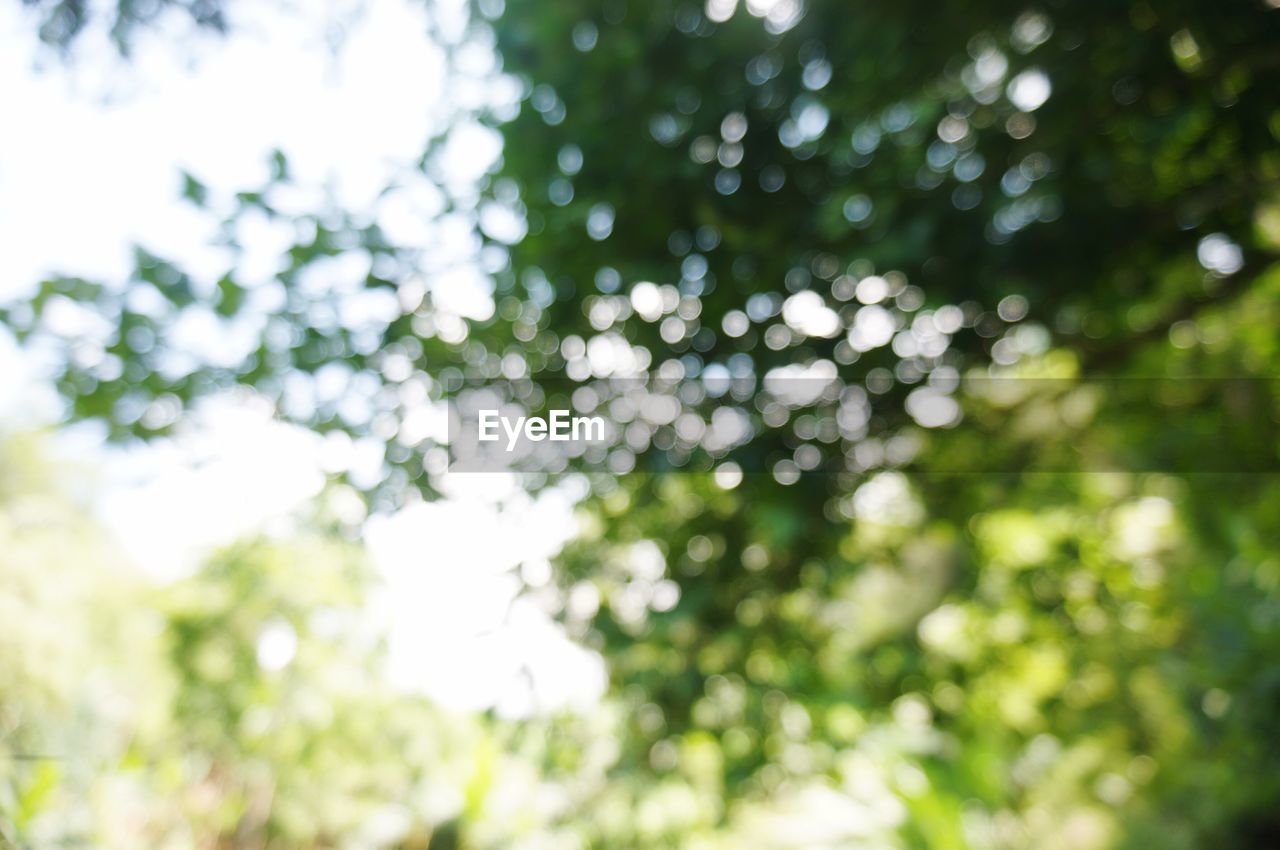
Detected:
left=3, top=0, right=1280, bottom=848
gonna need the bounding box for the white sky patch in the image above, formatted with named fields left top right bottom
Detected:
left=1196, top=233, right=1243, bottom=276
left=782, top=289, right=841, bottom=338
left=853, top=472, right=925, bottom=527
left=431, top=263, right=497, bottom=320
left=0, top=333, right=62, bottom=426
left=1006, top=68, right=1051, bottom=112
left=0, top=0, right=445, bottom=296
left=366, top=482, right=604, bottom=716
left=76, top=390, right=597, bottom=716
left=904, top=386, right=961, bottom=429
left=257, top=617, right=300, bottom=672
left=88, top=395, right=328, bottom=579
left=764, top=359, right=838, bottom=406
left=0, top=1, right=596, bottom=717
left=848, top=304, right=897, bottom=352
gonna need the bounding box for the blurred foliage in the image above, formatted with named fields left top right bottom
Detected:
left=5, top=0, right=1280, bottom=848
left=18, top=0, right=229, bottom=54
left=0, top=438, right=583, bottom=849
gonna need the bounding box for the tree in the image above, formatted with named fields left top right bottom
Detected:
left=4, top=0, right=1280, bottom=847
left=19, top=0, right=228, bottom=54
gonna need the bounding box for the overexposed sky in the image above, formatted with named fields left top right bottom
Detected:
left=0, top=0, right=602, bottom=716
left=0, top=0, right=445, bottom=293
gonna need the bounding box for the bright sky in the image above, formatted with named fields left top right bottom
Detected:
left=0, top=0, right=604, bottom=716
